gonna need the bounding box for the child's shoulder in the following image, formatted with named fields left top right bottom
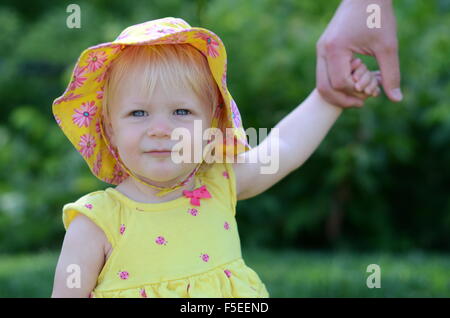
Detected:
left=198, top=161, right=237, bottom=209
left=62, top=189, right=120, bottom=238
left=198, top=161, right=234, bottom=179
left=66, top=188, right=116, bottom=207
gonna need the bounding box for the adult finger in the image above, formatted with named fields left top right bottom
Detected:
left=317, top=54, right=364, bottom=108
left=375, top=44, right=402, bottom=102
left=325, top=46, right=355, bottom=95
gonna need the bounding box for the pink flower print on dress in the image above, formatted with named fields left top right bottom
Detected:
left=224, top=222, right=230, bottom=230
left=84, top=204, right=93, bottom=209
left=69, top=65, right=88, bottom=91
left=86, top=50, right=107, bottom=73
left=140, top=288, right=147, bottom=298
left=200, top=253, right=209, bottom=262
left=119, top=224, right=126, bottom=235
left=187, top=208, right=199, bottom=216
left=183, top=185, right=212, bottom=206
left=155, top=236, right=168, bottom=245
left=222, top=171, right=229, bottom=179
left=72, top=101, right=97, bottom=127
left=224, top=269, right=232, bottom=278
left=118, top=271, right=129, bottom=280
left=194, top=32, right=220, bottom=58
left=78, top=134, right=96, bottom=158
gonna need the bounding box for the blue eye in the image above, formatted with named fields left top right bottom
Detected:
left=174, top=109, right=191, bottom=116
left=130, top=110, right=147, bottom=117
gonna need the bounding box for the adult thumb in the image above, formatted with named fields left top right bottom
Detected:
left=375, top=45, right=402, bottom=102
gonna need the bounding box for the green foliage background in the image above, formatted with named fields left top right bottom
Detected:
left=0, top=0, right=449, bottom=255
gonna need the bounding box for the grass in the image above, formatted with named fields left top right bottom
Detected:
left=0, top=247, right=449, bottom=297
left=244, top=247, right=450, bottom=297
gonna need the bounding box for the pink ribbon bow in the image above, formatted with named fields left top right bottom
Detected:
left=183, top=185, right=212, bottom=206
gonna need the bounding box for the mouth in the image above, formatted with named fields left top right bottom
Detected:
left=144, top=150, right=173, bottom=157
left=145, top=150, right=172, bottom=153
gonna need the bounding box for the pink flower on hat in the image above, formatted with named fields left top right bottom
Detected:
left=54, top=114, right=62, bottom=127
left=95, top=119, right=101, bottom=134
left=69, top=65, right=88, bottom=91
left=96, top=88, right=104, bottom=100
left=155, top=32, right=188, bottom=44
left=72, top=101, right=97, bottom=127
left=111, top=163, right=128, bottom=184
left=78, top=134, right=96, bottom=158
left=93, top=152, right=102, bottom=175
left=116, top=29, right=131, bottom=41
left=194, top=32, right=220, bottom=58
left=94, top=70, right=108, bottom=83
left=109, top=44, right=125, bottom=55
left=230, top=98, right=241, bottom=128
left=86, top=51, right=107, bottom=73
left=54, top=92, right=83, bottom=105
left=221, top=62, right=228, bottom=91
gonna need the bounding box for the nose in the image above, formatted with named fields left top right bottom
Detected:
left=146, top=115, right=172, bottom=139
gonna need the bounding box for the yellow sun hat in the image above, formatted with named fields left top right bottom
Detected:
left=52, top=17, right=250, bottom=196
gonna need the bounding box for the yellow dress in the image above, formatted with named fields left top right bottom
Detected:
left=62, top=162, right=270, bottom=298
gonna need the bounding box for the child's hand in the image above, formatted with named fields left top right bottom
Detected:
left=350, top=57, right=381, bottom=99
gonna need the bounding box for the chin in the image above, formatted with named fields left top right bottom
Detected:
left=140, top=167, right=186, bottom=183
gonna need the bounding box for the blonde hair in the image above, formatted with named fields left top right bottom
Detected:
left=102, top=44, right=223, bottom=136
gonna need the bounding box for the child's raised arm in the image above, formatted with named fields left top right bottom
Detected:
left=51, top=214, right=107, bottom=297
left=233, top=59, right=380, bottom=200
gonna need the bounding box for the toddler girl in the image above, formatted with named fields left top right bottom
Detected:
left=51, top=17, right=380, bottom=298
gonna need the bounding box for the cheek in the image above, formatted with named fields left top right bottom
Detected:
left=115, top=128, right=141, bottom=151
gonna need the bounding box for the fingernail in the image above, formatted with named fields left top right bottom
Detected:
left=391, top=88, right=403, bottom=101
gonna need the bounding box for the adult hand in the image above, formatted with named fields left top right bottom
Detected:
left=316, top=0, right=402, bottom=108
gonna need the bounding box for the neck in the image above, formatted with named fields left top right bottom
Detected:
left=116, top=170, right=197, bottom=204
